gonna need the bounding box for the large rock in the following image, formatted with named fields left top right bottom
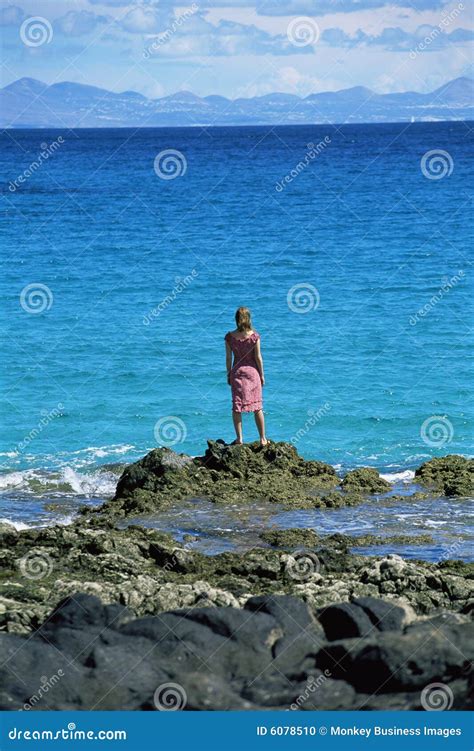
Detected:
left=103, top=440, right=340, bottom=517
left=415, top=455, right=474, bottom=497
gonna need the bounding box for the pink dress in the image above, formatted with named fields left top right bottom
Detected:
left=225, top=331, right=263, bottom=413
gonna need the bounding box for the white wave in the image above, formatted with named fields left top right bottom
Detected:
left=0, top=515, right=75, bottom=530
left=0, top=466, right=117, bottom=498
left=0, top=472, right=26, bottom=490
left=380, top=470, right=415, bottom=483
left=0, top=517, right=32, bottom=530
left=60, top=467, right=117, bottom=497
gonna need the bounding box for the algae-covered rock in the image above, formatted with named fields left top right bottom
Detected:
left=341, top=467, right=391, bottom=494
left=102, top=440, right=340, bottom=518
left=415, top=455, right=474, bottom=497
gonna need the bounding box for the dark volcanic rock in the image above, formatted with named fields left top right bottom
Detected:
left=415, top=455, right=474, bottom=497
left=0, top=593, right=472, bottom=711
left=317, top=623, right=474, bottom=697
left=353, top=596, right=407, bottom=631
left=319, top=602, right=376, bottom=640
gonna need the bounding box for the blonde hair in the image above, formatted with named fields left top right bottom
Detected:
left=235, top=306, right=252, bottom=333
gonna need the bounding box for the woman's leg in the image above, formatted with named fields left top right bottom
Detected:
left=232, top=411, right=243, bottom=444
left=254, top=409, right=267, bottom=445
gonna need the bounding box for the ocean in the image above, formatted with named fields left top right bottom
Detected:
left=1, top=122, right=472, bottom=559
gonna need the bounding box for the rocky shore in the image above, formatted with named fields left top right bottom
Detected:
left=0, top=442, right=472, bottom=710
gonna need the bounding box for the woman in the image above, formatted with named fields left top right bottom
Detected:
left=225, top=307, right=267, bottom=446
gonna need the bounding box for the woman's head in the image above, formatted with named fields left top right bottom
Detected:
left=235, top=306, right=252, bottom=332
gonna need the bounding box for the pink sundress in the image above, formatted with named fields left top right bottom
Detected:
left=225, top=331, right=263, bottom=413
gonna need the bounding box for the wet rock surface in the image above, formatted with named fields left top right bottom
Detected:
left=0, top=592, right=472, bottom=711
left=1, top=520, right=473, bottom=637
left=1, top=446, right=472, bottom=711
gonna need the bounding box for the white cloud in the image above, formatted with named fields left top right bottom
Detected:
left=120, top=7, right=172, bottom=33
left=56, top=10, right=109, bottom=36
left=0, top=4, right=24, bottom=25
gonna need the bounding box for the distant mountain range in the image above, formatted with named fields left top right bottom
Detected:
left=1, top=76, right=473, bottom=128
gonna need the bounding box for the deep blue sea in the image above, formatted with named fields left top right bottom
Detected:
left=1, top=123, right=473, bottom=558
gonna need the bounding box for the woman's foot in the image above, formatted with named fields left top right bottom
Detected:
left=259, top=437, right=268, bottom=446
left=231, top=439, right=243, bottom=445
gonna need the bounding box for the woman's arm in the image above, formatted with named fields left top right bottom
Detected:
left=254, top=338, right=265, bottom=386
left=225, top=340, right=232, bottom=384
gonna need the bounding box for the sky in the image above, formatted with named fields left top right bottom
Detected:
left=1, top=0, right=473, bottom=98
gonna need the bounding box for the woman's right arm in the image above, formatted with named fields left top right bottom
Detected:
left=254, top=338, right=265, bottom=386
left=225, top=339, right=232, bottom=385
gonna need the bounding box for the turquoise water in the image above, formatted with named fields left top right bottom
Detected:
left=1, top=122, right=473, bottom=551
